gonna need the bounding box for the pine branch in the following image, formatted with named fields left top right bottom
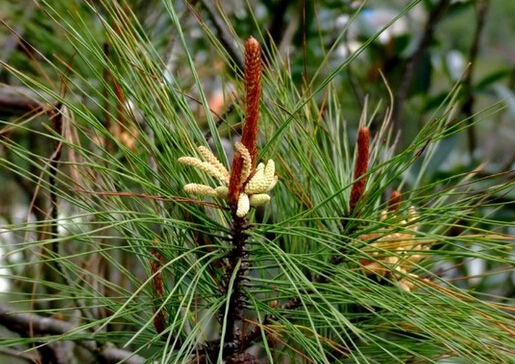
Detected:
left=219, top=37, right=262, bottom=359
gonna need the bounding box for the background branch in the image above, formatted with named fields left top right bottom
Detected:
left=392, top=0, right=450, bottom=135
left=461, top=0, right=490, bottom=156
left=195, top=0, right=244, bottom=71
left=0, top=303, right=146, bottom=364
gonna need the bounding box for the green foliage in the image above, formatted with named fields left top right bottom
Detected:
left=1, top=1, right=515, bottom=364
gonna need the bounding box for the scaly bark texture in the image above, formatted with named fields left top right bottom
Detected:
left=220, top=216, right=249, bottom=348
left=228, top=37, right=261, bottom=208
left=349, top=127, right=370, bottom=214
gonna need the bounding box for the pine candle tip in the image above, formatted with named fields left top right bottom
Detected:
left=245, top=37, right=261, bottom=55
left=388, top=190, right=402, bottom=212
left=358, top=126, right=370, bottom=142
left=350, top=126, right=370, bottom=214
left=242, top=36, right=261, bottom=162
left=229, top=37, right=262, bottom=208
left=245, top=36, right=259, bottom=48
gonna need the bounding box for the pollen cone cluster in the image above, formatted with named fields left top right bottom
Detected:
left=359, top=206, right=429, bottom=291
left=178, top=143, right=278, bottom=218
left=179, top=38, right=275, bottom=218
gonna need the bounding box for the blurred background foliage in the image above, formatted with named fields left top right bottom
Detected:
left=3, top=0, right=515, bottom=265
left=1, top=0, right=515, bottom=363
left=3, top=0, right=515, bottom=164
